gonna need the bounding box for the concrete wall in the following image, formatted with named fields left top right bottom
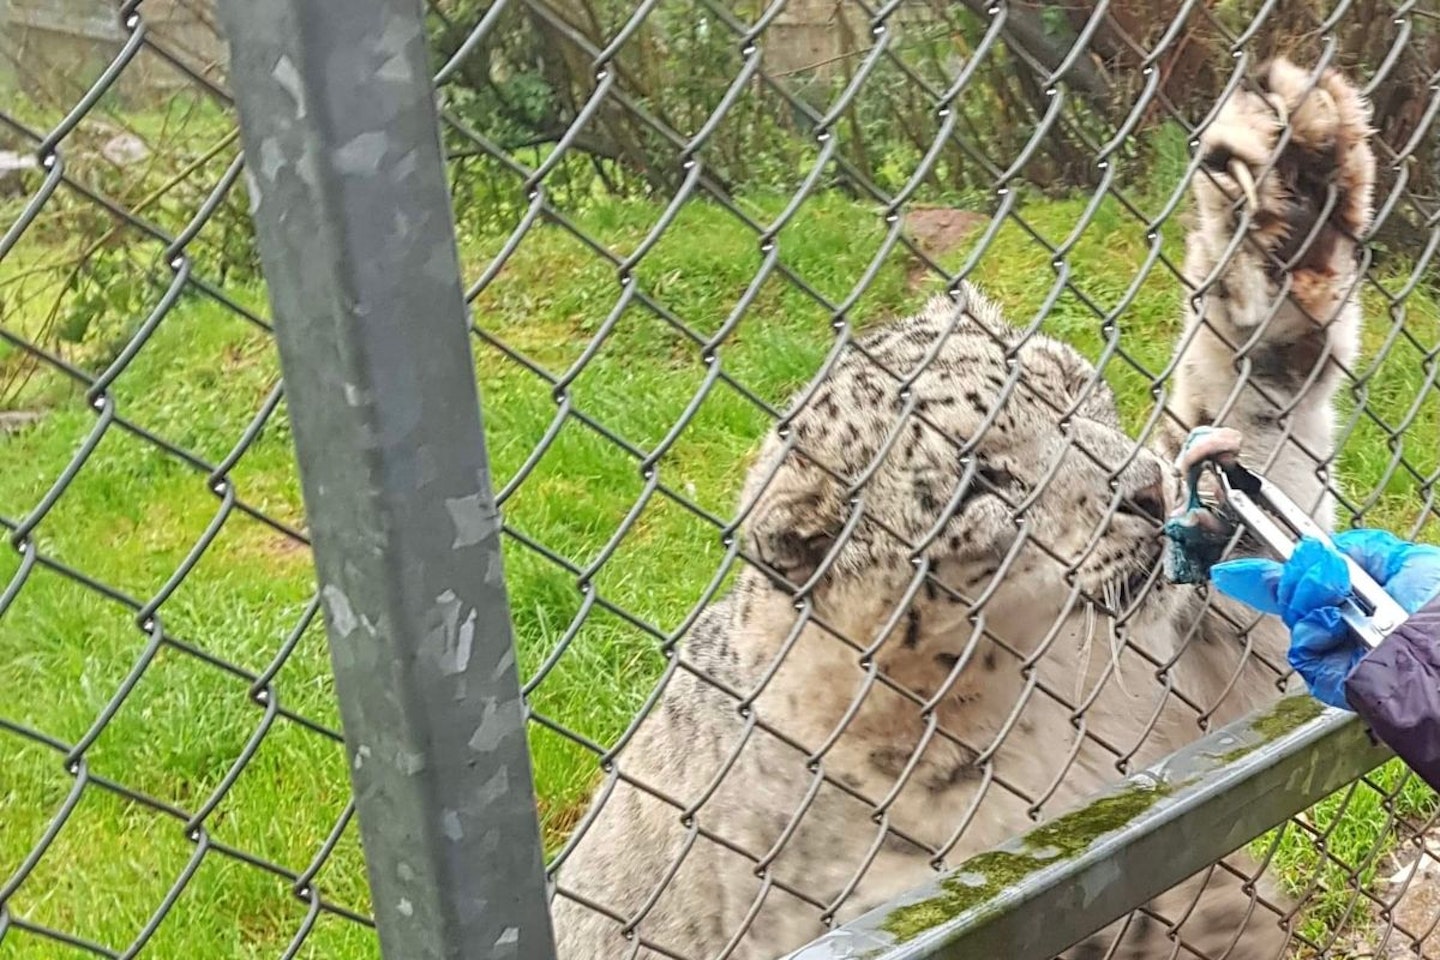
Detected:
left=0, top=0, right=227, bottom=104
left=762, top=0, right=942, bottom=81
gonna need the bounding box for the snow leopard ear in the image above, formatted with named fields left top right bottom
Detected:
left=745, top=491, right=841, bottom=589
left=755, top=527, right=838, bottom=589
left=740, top=439, right=852, bottom=589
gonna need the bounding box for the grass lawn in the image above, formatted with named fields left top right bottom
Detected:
left=2, top=171, right=1438, bottom=958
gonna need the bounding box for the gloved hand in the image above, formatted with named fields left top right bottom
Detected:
left=1209, top=529, right=1440, bottom=710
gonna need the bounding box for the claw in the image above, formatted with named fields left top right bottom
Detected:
left=1266, top=92, right=1289, bottom=129
left=1228, top=158, right=1259, bottom=214
left=1174, top=425, right=1244, bottom=477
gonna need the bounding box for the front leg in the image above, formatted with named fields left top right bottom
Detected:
left=1164, top=58, right=1377, bottom=531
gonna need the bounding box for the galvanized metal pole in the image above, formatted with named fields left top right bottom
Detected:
left=213, top=2, right=556, bottom=958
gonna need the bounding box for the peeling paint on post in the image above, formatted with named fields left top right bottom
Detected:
left=213, top=2, right=556, bottom=958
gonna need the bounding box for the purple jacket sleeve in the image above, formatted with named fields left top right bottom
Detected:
left=1344, top=594, right=1440, bottom=792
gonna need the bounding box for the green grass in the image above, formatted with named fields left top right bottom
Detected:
left=1249, top=760, right=1440, bottom=951
left=2, top=179, right=1438, bottom=957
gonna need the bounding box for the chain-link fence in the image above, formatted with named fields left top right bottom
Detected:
left=2, top=0, right=1439, bottom=959
left=0, top=1, right=377, bottom=957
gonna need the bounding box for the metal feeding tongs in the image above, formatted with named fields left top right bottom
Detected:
left=1204, top=458, right=1408, bottom=649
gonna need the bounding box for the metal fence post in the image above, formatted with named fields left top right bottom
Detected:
left=212, top=2, right=556, bottom=958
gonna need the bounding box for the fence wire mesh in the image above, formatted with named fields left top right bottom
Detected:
left=2, top=1, right=1440, bottom=959
left=0, top=3, right=375, bottom=958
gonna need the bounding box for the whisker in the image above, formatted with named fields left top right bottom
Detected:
left=1105, top=581, right=1134, bottom=699
left=1075, top=598, right=1096, bottom=704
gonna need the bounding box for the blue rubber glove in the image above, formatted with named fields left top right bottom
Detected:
left=1209, top=530, right=1440, bottom=710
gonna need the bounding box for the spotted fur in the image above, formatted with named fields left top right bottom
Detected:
left=551, top=59, right=1375, bottom=960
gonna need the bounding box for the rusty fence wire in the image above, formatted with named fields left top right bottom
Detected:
left=1, top=0, right=1439, bottom=959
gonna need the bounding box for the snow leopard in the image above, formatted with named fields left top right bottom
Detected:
left=549, top=57, right=1376, bottom=960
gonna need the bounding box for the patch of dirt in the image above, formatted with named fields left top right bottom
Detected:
left=0, top=410, right=44, bottom=435
left=1339, top=834, right=1440, bottom=957
left=253, top=532, right=311, bottom=569
left=902, top=207, right=989, bottom=291
left=1375, top=843, right=1440, bottom=956
left=540, top=782, right=598, bottom=852
left=220, top=336, right=274, bottom=373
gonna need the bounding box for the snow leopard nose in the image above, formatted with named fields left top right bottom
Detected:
left=1117, top=478, right=1168, bottom=526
